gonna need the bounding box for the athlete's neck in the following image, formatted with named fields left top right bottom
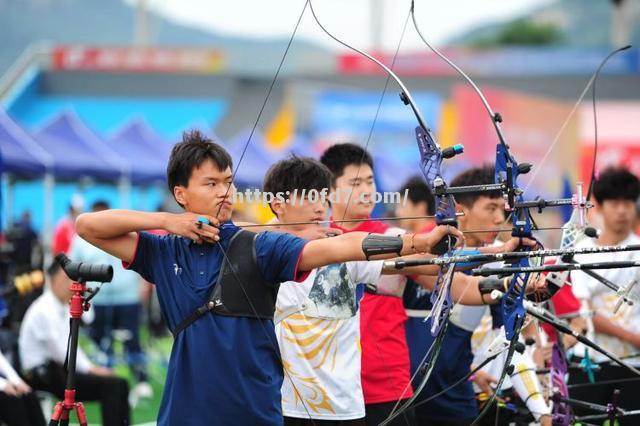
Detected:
left=407, top=219, right=433, bottom=233
left=598, top=228, right=632, bottom=246
left=330, top=209, right=368, bottom=230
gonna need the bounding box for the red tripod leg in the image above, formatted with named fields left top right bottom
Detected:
left=75, top=402, right=88, bottom=426
left=59, top=407, right=70, bottom=426
left=49, top=401, right=64, bottom=425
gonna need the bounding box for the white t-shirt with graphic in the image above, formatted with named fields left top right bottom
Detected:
left=276, top=260, right=383, bottom=420
left=571, top=233, right=640, bottom=365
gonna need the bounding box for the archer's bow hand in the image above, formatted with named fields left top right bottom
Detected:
left=413, top=225, right=465, bottom=254
left=525, top=274, right=549, bottom=296
left=501, top=237, right=540, bottom=253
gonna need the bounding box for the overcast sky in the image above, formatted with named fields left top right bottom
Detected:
left=135, top=0, right=554, bottom=51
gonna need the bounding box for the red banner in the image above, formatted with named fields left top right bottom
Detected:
left=579, top=102, right=640, bottom=184
left=453, top=84, right=581, bottom=197
left=338, top=48, right=639, bottom=77
left=338, top=51, right=462, bottom=76
left=52, top=46, right=224, bottom=73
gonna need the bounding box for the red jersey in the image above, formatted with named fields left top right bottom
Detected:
left=541, top=284, right=581, bottom=342
left=330, top=218, right=413, bottom=404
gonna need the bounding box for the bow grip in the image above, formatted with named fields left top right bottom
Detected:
left=431, top=219, right=458, bottom=255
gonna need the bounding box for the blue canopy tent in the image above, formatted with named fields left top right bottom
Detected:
left=33, top=111, right=132, bottom=219
left=108, top=119, right=169, bottom=185
left=0, top=110, right=54, bottom=237
left=0, top=110, right=52, bottom=178
left=33, top=111, right=128, bottom=181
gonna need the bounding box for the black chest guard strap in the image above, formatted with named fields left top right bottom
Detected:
left=172, top=230, right=278, bottom=337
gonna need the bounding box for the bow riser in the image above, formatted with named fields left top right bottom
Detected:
left=416, top=126, right=459, bottom=256
left=501, top=267, right=531, bottom=341
left=551, top=344, right=572, bottom=426
left=428, top=263, right=455, bottom=336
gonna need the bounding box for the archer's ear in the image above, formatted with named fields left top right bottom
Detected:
left=456, top=203, right=469, bottom=223
left=174, top=186, right=187, bottom=207
left=271, top=198, right=286, bottom=217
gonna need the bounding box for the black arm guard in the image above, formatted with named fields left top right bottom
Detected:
left=362, top=233, right=404, bottom=260
left=478, top=277, right=507, bottom=295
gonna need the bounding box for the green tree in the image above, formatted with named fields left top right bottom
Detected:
left=471, top=19, right=563, bottom=47
left=497, top=19, right=564, bottom=45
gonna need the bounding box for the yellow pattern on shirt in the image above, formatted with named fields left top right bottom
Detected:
left=281, top=313, right=348, bottom=413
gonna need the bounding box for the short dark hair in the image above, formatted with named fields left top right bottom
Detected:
left=319, top=143, right=374, bottom=179
left=167, top=130, right=233, bottom=205
left=450, top=165, right=501, bottom=208
left=91, top=200, right=109, bottom=211
left=592, top=167, right=640, bottom=204
left=398, top=176, right=435, bottom=215
left=263, top=155, right=333, bottom=215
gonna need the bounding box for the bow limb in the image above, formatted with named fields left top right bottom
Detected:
left=410, top=0, right=508, bottom=148
left=379, top=63, right=464, bottom=426
left=379, top=262, right=458, bottom=425
left=308, top=1, right=426, bottom=130
left=308, top=0, right=463, bottom=241
left=307, top=5, right=459, bottom=426
left=412, top=3, right=538, bottom=423
left=550, top=343, right=572, bottom=426
left=412, top=6, right=633, bottom=424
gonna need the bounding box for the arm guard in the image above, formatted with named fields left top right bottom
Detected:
left=362, top=233, right=404, bottom=260
left=478, top=277, right=508, bottom=295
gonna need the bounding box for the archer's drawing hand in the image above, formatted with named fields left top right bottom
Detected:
left=165, top=213, right=220, bottom=244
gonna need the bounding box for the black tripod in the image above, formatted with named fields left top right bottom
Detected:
left=49, top=254, right=113, bottom=426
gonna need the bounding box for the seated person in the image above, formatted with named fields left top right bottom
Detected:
left=19, top=261, right=130, bottom=425
left=0, top=348, right=45, bottom=426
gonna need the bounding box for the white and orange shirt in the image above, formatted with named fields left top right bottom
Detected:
left=276, top=260, right=383, bottom=420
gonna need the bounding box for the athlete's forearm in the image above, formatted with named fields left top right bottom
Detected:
left=593, top=313, right=638, bottom=344
left=76, top=210, right=169, bottom=240
left=451, top=274, right=486, bottom=305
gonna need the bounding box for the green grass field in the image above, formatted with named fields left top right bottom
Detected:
left=63, top=330, right=173, bottom=425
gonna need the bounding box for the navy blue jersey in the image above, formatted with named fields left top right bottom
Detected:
left=126, top=223, right=307, bottom=425
left=407, top=318, right=478, bottom=421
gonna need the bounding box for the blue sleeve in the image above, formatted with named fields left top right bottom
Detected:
left=490, top=303, right=503, bottom=329
left=124, top=231, right=164, bottom=284
left=452, top=248, right=482, bottom=270
left=254, top=231, right=308, bottom=284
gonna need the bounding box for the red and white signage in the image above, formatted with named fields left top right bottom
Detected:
left=52, top=46, right=225, bottom=73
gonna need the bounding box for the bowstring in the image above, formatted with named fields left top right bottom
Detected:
left=210, top=1, right=318, bottom=422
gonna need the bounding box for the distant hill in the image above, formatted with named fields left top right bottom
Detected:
left=447, top=0, right=640, bottom=47
left=0, top=0, right=330, bottom=75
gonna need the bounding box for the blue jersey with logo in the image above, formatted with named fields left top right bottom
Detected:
left=126, top=223, right=307, bottom=425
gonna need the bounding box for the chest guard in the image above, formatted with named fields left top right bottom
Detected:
left=172, top=230, right=278, bottom=337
